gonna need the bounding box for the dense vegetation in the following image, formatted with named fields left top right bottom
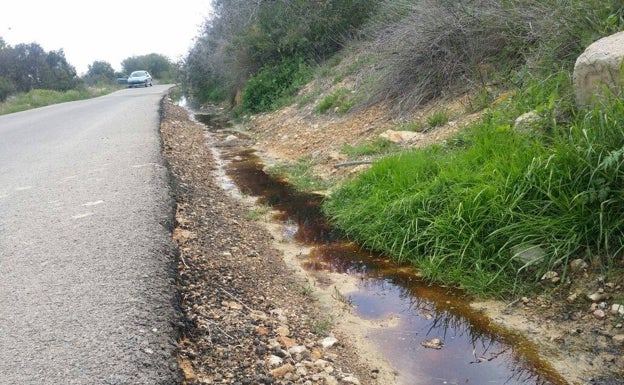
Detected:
left=0, top=39, right=79, bottom=102
left=184, top=0, right=624, bottom=297
left=182, top=0, right=378, bottom=109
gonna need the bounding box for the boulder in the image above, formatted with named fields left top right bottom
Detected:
left=574, top=31, right=624, bottom=107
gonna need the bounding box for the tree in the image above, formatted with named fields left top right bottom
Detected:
left=0, top=76, right=14, bottom=102
left=121, top=53, right=173, bottom=79
left=42, top=49, right=78, bottom=91
left=0, top=42, right=78, bottom=93
left=85, top=60, right=116, bottom=84
left=183, top=0, right=378, bottom=104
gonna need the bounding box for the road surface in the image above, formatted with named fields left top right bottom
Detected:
left=0, top=86, right=180, bottom=384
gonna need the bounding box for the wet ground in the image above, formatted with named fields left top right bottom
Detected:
left=202, top=123, right=568, bottom=385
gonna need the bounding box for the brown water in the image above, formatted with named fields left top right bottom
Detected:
left=205, top=119, right=566, bottom=385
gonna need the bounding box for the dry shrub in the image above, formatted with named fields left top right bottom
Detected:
left=364, top=0, right=556, bottom=110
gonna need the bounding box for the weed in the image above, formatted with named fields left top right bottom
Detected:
left=397, top=120, right=427, bottom=132
left=267, top=156, right=332, bottom=192
left=299, top=283, right=314, bottom=297
left=316, top=88, right=354, bottom=114
left=341, top=139, right=398, bottom=158
left=245, top=204, right=271, bottom=221
left=309, top=316, right=334, bottom=336
left=332, top=286, right=353, bottom=307
left=427, top=109, right=449, bottom=128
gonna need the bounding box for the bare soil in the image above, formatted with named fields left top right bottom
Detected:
left=161, top=92, right=623, bottom=385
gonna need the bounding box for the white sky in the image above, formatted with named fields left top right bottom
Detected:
left=0, top=0, right=212, bottom=75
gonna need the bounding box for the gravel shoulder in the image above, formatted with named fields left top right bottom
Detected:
left=161, top=98, right=388, bottom=385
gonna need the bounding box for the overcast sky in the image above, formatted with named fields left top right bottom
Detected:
left=0, top=0, right=212, bottom=75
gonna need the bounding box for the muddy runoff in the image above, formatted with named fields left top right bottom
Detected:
left=195, top=112, right=567, bottom=385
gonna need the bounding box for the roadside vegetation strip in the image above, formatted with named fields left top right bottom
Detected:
left=0, top=87, right=117, bottom=115
left=323, top=73, right=624, bottom=298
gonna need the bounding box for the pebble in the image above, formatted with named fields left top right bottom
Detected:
left=611, top=304, right=624, bottom=316
left=566, top=293, right=578, bottom=303
left=421, top=338, right=444, bottom=349
left=587, top=292, right=609, bottom=302
left=288, top=345, right=308, bottom=355
left=320, top=336, right=338, bottom=348
left=342, top=376, right=361, bottom=384
left=314, top=359, right=330, bottom=368
left=612, top=335, right=624, bottom=346
left=270, top=363, right=294, bottom=378
left=593, top=309, right=606, bottom=319
left=267, top=355, right=283, bottom=367
left=278, top=335, right=296, bottom=348
left=569, top=258, right=588, bottom=272
left=541, top=271, right=558, bottom=281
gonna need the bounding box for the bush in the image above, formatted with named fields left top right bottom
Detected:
left=0, top=76, right=14, bottom=102
left=364, top=0, right=624, bottom=111
left=242, top=58, right=312, bottom=113
left=316, top=88, right=354, bottom=114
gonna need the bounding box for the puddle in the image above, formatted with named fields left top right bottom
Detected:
left=199, top=114, right=567, bottom=385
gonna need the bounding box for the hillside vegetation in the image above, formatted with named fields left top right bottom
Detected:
left=183, top=0, right=624, bottom=297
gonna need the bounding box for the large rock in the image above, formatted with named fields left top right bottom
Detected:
left=574, top=31, right=624, bottom=107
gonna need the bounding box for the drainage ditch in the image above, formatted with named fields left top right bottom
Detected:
left=195, top=111, right=567, bottom=385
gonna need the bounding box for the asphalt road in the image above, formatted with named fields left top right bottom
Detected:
left=0, top=86, right=180, bottom=384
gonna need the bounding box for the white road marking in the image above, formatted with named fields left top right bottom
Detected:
left=72, top=212, right=94, bottom=219
left=82, top=200, right=104, bottom=207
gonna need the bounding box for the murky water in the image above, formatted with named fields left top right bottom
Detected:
left=199, top=114, right=566, bottom=385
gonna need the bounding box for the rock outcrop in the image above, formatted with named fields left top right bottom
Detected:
left=574, top=31, right=624, bottom=107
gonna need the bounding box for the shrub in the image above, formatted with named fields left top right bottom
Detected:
left=364, top=0, right=624, bottom=111
left=316, top=88, right=354, bottom=114
left=242, top=58, right=312, bottom=113
left=427, top=109, right=449, bottom=128
left=0, top=76, right=14, bottom=102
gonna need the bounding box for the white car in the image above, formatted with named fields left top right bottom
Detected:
left=127, top=71, right=153, bottom=88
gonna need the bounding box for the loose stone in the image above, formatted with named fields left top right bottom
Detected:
left=267, top=355, right=283, bottom=367
left=270, top=363, right=294, bottom=378
left=341, top=376, right=361, bottom=384
left=610, top=304, right=624, bottom=316
left=320, top=336, right=338, bottom=348
left=612, top=335, right=624, bottom=346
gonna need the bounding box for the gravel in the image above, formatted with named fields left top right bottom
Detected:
left=160, top=98, right=372, bottom=385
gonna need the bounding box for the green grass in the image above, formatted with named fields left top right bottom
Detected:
left=245, top=204, right=271, bottom=221
left=0, top=87, right=117, bottom=115
left=323, top=71, right=624, bottom=298
left=397, top=119, right=427, bottom=132
left=341, top=139, right=398, bottom=158
left=308, top=316, right=333, bottom=336
left=316, top=88, right=355, bottom=114
left=267, top=156, right=332, bottom=192
left=427, top=108, right=450, bottom=128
